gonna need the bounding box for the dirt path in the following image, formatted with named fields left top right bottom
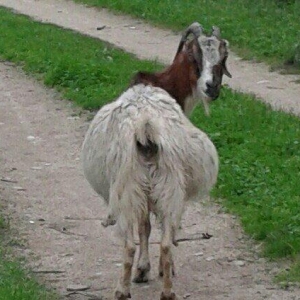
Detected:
left=0, top=1, right=300, bottom=300
left=0, top=0, right=300, bottom=116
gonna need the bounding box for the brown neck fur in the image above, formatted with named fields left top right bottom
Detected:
left=130, top=50, right=199, bottom=111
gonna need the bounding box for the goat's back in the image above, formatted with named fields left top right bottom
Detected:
left=82, top=84, right=218, bottom=210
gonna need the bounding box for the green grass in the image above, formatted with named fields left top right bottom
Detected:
left=190, top=91, right=300, bottom=260
left=73, top=0, right=300, bottom=72
left=0, top=7, right=299, bottom=279
left=0, top=255, right=58, bottom=300
left=276, top=260, right=300, bottom=284
left=0, top=215, right=58, bottom=300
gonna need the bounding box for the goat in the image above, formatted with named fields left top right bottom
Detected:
left=82, top=23, right=231, bottom=300
left=131, top=23, right=231, bottom=116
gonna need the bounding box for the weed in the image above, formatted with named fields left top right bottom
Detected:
left=276, top=259, right=300, bottom=283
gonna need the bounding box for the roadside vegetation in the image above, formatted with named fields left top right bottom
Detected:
left=0, top=212, right=58, bottom=300
left=73, top=0, right=300, bottom=73
left=0, top=7, right=299, bottom=280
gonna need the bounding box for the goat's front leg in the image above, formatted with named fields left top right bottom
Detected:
left=160, top=219, right=177, bottom=300
left=133, top=213, right=151, bottom=283
left=114, top=224, right=136, bottom=300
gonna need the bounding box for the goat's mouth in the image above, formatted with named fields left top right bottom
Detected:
left=205, top=89, right=220, bottom=101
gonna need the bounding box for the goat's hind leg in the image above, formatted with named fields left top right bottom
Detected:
left=160, top=218, right=177, bottom=300
left=133, top=213, right=151, bottom=283
left=114, top=224, right=136, bottom=300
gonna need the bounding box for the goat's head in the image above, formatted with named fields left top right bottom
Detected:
left=177, top=22, right=232, bottom=102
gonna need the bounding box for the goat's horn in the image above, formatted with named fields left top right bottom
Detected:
left=212, top=26, right=221, bottom=38
left=174, top=22, right=203, bottom=60
left=184, top=22, right=203, bottom=39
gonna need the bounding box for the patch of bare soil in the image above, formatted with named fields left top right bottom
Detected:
left=0, top=63, right=299, bottom=300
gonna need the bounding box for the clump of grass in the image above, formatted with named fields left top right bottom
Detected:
left=0, top=216, right=7, bottom=230
left=0, top=255, right=58, bottom=300
left=74, top=0, right=300, bottom=73
left=0, top=7, right=299, bottom=276
left=0, top=211, right=57, bottom=300
left=276, top=259, right=300, bottom=283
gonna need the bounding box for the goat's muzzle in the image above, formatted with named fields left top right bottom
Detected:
left=205, top=82, right=220, bottom=100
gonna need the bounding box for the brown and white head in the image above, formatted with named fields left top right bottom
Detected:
left=176, top=22, right=232, bottom=103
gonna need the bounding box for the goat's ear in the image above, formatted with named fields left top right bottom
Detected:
left=222, top=56, right=232, bottom=78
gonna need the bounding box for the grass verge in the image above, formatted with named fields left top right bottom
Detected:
left=0, top=7, right=299, bottom=279
left=73, top=0, right=300, bottom=73
left=0, top=213, right=58, bottom=300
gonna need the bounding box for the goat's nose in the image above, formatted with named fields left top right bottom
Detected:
left=205, top=82, right=219, bottom=100
left=206, top=81, right=216, bottom=89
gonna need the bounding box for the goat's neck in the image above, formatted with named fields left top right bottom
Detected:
left=156, top=52, right=199, bottom=114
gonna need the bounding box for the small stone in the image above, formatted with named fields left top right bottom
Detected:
left=66, top=284, right=90, bottom=292
left=257, top=80, right=270, bottom=84
left=258, top=258, right=266, bottom=264
left=206, top=256, right=214, bottom=262
left=233, top=260, right=245, bottom=267
left=115, top=263, right=122, bottom=267
left=183, top=293, right=191, bottom=299
left=194, top=252, right=204, bottom=256
left=97, top=25, right=106, bottom=31
left=27, top=135, right=35, bottom=141
left=13, top=186, right=26, bottom=191
left=29, top=221, right=35, bottom=224
left=31, top=167, right=42, bottom=170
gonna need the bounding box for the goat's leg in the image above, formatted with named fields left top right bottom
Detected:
left=133, top=213, right=151, bottom=283
left=114, top=224, right=136, bottom=300
left=160, top=218, right=177, bottom=300
left=159, top=252, right=175, bottom=277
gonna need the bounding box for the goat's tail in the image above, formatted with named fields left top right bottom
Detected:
left=108, top=118, right=160, bottom=239
left=135, top=118, right=160, bottom=160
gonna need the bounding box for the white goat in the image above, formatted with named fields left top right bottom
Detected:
left=82, top=23, right=231, bottom=300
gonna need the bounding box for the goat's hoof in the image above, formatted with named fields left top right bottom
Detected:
left=133, top=264, right=150, bottom=283
left=133, top=270, right=149, bottom=283
left=114, top=290, right=131, bottom=299
left=101, top=214, right=116, bottom=228
left=160, top=292, right=177, bottom=300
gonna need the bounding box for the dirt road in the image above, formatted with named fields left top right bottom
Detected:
left=0, top=0, right=299, bottom=116
left=0, top=1, right=300, bottom=300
